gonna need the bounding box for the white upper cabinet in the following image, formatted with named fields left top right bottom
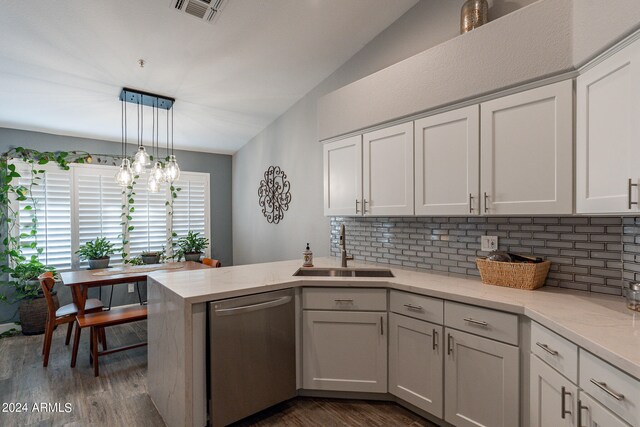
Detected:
left=363, top=122, right=414, bottom=216
left=323, top=135, right=362, bottom=216
left=480, top=80, right=574, bottom=215
left=576, top=39, right=640, bottom=214
left=415, top=106, right=480, bottom=215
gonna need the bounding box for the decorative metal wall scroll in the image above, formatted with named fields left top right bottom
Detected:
left=258, top=166, right=291, bottom=224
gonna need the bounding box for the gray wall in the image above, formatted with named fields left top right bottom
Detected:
left=0, top=127, right=232, bottom=323
left=232, top=0, right=537, bottom=265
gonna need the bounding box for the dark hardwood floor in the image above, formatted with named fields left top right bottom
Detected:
left=0, top=321, right=437, bottom=427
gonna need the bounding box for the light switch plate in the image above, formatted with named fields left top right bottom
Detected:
left=481, top=235, right=498, bottom=252
left=128, top=283, right=135, bottom=293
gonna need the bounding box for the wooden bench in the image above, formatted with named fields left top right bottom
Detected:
left=76, top=305, right=148, bottom=376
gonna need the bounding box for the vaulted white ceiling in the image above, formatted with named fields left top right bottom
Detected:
left=0, top=0, right=417, bottom=154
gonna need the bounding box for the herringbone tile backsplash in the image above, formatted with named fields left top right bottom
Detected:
left=329, top=216, right=638, bottom=296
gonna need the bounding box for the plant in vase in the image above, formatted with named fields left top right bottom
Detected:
left=76, top=237, right=119, bottom=269
left=9, top=258, right=56, bottom=335
left=140, top=247, right=164, bottom=265
left=176, top=231, right=209, bottom=262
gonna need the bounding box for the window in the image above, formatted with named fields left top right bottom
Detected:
left=10, top=162, right=210, bottom=270
left=14, top=163, right=72, bottom=269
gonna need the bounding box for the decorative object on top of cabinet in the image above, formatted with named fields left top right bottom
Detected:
left=460, top=0, right=488, bottom=34
left=480, top=80, right=573, bottom=215
left=576, top=36, right=640, bottom=213
left=476, top=257, right=550, bottom=290
left=258, top=166, right=291, bottom=224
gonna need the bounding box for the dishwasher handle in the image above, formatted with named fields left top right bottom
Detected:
left=214, top=296, right=292, bottom=316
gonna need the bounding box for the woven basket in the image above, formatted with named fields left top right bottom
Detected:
left=476, top=258, right=550, bottom=290
left=19, top=293, right=59, bottom=335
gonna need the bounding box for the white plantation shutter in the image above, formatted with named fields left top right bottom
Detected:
left=128, top=181, right=169, bottom=257
left=74, top=165, right=124, bottom=268
left=10, top=162, right=210, bottom=269
left=14, top=163, right=72, bottom=270
left=172, top=172, right=210, bottom=256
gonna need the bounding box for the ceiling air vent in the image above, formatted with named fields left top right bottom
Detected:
left=171, top=0, right=226, bottom=24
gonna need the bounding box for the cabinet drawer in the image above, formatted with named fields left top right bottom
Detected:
left=579, top=349, right=639, bottom=426
left=302, top=288, right=387, bottom=311
left=390, top=290, right=443, bottom=324
left=444, top=301, right=518, bottom=345
left=531, top=321, right=578, bottom=383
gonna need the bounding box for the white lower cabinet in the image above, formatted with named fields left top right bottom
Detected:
left=302, top=310, right=387, bottom=393
left=388, top=313, right=443, bottom=417
left=530, top=354, right=578, bottom=427
left=444, top=328, right=519, bottom=427
left=579, top=391, right=631, bottom=427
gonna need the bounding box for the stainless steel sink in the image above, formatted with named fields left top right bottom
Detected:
left=293, top=267, right=394, bottom=278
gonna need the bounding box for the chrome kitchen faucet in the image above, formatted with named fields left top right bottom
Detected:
left=339, top=224, right=353, bottom=268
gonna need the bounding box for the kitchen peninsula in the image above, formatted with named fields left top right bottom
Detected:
left=147, top=258, right=640, bottom=427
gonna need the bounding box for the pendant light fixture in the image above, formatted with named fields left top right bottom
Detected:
left=164, top=107, right=181, bottom=182
left=132, top=98, right=150, bottom=175
left=118, top=88, right=176, bottom=189
left=115, top=98, right=134, bottom=187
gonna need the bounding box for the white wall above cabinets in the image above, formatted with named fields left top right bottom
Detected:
left=480, top=80, right=574, bottom=215
left=323, top=123, right=414, bottom=217
left=576, top=36, right=640, bottom=214
left=415, top=106, right=480, bottom=215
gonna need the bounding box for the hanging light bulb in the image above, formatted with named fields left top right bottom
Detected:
left=147, top=174, right=160, bottom=193
left=116, top=158, right=134, bottom=187
left=132, top=146, right=150, bottom=174
left=164, top=154, right=180, bottom=182
left=150, top=161, right=165, bottom=183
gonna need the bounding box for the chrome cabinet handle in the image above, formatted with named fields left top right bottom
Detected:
left=628, top=178, right=638, bottom=210
left=447, top=333, right=453, bottom=355
left=469, top=193, right=474, bottom=213
left=561, top=386, right=571, bottom=419
left=380, top=316, right=384, bottom=335
left=577, top=400, right=588, bottom=427
left=355, top=199, right=360, bottom=214
left=432, top=329, right=438, bottom=350
left=463, top=317, right=488, bottom=327
left=536, top=342, right=558, bottom=356
left=483, top=192, right=489, bottom=213
left=363, top=199, right=368, bottom=214
left=334, top=299, right=354, bottom=303
left=590, top=379, right=625, bottom=401
left=403, top=303, right=423, bottom=311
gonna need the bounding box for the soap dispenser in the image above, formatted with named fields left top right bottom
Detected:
left=303, top=243, right=313, bottom=267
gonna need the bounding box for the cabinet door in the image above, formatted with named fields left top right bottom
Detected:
left=415, top=106, right=480, bottom=215
left=363, top=122, right=414, bottom=216
left=480, top=80, right=573, bottom=214
left=323, top=135, right=362, bottom=216
left=389, top=314, right=443, bottom=417
left=303, top=310, right=387, bottom=393
left=579, top=391, right=631, bottom=427
left=576, top=40, right=640, bottom=213
left=444, top=328, right=519, bottom=427
left=530, top=354, right=577, bottom=427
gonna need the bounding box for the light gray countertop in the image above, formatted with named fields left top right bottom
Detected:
left=148, top=257, right=640, bottom=379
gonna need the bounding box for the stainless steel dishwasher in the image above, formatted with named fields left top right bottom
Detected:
left=209, top=288, right=295, bottom=427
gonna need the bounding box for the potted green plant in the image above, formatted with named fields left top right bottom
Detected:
left=140, top=247, right=164, bottom=265
left=76, top=237, right=118, bottom=269
left=10, top=257, right=57, bottom=335
left=177, top=231, right=209, bottom=262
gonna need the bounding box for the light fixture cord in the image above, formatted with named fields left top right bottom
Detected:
left=121, top=98, right=124, bottom=158
left=171, top=107, right=175, bottom=155
left=152, top=98, right=155, bottom=159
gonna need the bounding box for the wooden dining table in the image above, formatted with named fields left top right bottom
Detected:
left=59, top=261, right=211, bottom=314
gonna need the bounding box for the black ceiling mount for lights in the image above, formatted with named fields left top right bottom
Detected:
left=119, top=88, right=175, bottom=110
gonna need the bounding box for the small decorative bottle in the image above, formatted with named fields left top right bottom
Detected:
left=460, top=0, right=489, bottom=34
left=303, top=243, right=313, bottom=267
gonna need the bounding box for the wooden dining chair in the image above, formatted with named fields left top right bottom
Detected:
left=202, top=258, right=221, bottom=268
left=39, top=272, right=104, bottom=367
